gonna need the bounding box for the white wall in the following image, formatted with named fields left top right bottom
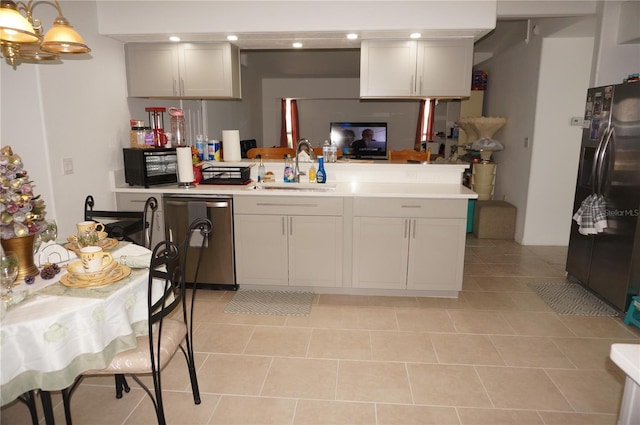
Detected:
left=1, top=1, right=130, bottom=238
left=261, top=78, right=421, bottom=149
left=479, top=29, right=542, bottom=243
left=522, top=36, right=594, bottom=245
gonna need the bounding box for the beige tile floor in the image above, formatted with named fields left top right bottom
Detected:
left=3, top=237, right=640, bottom=424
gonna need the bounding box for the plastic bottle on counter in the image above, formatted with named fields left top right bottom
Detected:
left=316, top=156, right=326, bottom=184
left=195, top=135, right=205, bottom=160
left=329, top=141, right=338, bottom=163
left=258, top=157, right=266, bottom=182
left=284, top=154, right=295, bottom=182
left=322, top=140, right=330, bottom=159
left=308, top=160, right=316, bottom=182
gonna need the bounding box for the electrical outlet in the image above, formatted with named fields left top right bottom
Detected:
left=524, top=137, right=529, bottom=148
left=62, top=158, right=74, bottom=175
left=570, top=117, right=582, bottom=126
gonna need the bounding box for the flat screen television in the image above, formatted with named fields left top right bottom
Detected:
left=330, top=122, right=388, bottom=159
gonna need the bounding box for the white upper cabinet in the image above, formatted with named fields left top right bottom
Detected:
left=125, top=43, right=241, bottom=99
left=360, top=39, right=473, bottom=98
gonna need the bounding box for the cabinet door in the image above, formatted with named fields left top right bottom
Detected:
left=179, top=43, right=240, bottom=98
left=407, top=218, right=466, bottom=291
left=234, top=214, right=288, bottom=286
left=352, top=217, right=408, bottom=289
left=416, top=39, right=473, bottom=97
left=125, top=43, right=179, bottom=97
left=360, top=40, right=417, bottom=97
left=289, top=216, right=343, bottom=287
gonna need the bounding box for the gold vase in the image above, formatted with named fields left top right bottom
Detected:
left=1, top=234, right=39, bottom=281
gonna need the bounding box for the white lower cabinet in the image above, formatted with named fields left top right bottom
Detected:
left=352, top=198, right=467, bottom=291
left=234, top=196, right=343, bottom=287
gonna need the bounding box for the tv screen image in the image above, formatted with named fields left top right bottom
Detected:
left=330, top=122, right=388, bottom=159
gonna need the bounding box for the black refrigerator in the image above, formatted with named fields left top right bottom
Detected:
left=566, top=83, right=640, bottom=312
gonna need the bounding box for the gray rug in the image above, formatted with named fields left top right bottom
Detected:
left=527, top=283, right=618, bottom=316
left=224, top=290, right=315, bottom=316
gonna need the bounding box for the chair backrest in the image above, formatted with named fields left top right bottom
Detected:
left=146, top=217, right=212, bottom=377
left=84, top=195, right=158, bottom=247
left=312, top=147, right=343, bottom=158
left=246, top=147, right=295, bottom=159
left=389, top=149, right=431, bottom=162
left=142, top=197, right=159, bottom=249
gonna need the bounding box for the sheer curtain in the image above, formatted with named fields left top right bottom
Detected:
left=414, top=99, right=426, bottom=151
left=280, top=98, right=300, bottom=148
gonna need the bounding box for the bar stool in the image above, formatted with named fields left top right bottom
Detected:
left=623, top=296, right=640, bottom=329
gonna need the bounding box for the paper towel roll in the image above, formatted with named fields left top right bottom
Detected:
left=176, top=146, right=194, bottom=183
left=222, top=130, right=241, bottom=162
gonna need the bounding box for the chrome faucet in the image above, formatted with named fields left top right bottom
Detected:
left=294, top=139, right=313, bottom=182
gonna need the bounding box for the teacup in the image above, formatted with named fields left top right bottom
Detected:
left=79, top=246, right=113, bottom=273
left=76, top=221, right=105, bottom=234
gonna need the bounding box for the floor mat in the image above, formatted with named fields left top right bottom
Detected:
left=224, top=289, right=314, bottom=316
left=527, top=282, right=619, bottom=316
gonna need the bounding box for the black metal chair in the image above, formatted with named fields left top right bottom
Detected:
left=85, top=196, right=159, bottom=401
left=61, top=217, right=212, bottom=425
left=83, top=195, right=158, bottom=248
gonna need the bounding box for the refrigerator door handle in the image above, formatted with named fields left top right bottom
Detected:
left=591, top=125, right=610, bottom=194
left=596, top=127, right=615, bottom=195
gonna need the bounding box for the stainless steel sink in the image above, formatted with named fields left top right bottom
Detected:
left=253, top=183, right=336, bottom=192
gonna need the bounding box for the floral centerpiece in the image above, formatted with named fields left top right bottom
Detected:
left=0, top=146, right=47, bottom=239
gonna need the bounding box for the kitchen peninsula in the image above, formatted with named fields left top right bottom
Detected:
left=114, top=160, right=476, bottom=297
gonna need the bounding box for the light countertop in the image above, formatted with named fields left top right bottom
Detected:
left=114, top=181, right=477, bottom=199
left=610, top=343, right=640, bottom=385
left=113, top=160, right=477, bottom=200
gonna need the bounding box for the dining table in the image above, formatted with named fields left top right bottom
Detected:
left=0, top=241, right=155, bottom=424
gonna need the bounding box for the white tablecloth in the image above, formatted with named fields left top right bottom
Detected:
left=0, top=243, right=153, bottom=406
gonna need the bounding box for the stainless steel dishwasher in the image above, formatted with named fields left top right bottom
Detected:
left=163, top=194, right=238, bottom=290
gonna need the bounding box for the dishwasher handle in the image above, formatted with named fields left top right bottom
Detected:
left=165, top=200, right=230, bottom=208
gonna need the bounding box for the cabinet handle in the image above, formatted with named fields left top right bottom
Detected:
left=401, top=205, right=421, bottom=209
left=180, top=79, right=185, bottom=95
left=412, top=219, right=416, bottom=239
left=419, top=76, right=423, bottom=95
left=282, top=216, right=286, bottom=236
left=165, top=200, right=228, bottom=208
left=173, top=80, right=177, bottom=96
left=289, top=217, right=293, bottom=236
left=404, top=219, right=408, bottom=239
left=410, top=75, right=414, bottom=94
left=256, top=203, right=318, bottom=208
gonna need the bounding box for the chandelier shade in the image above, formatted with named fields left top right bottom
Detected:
left=41, top=16, right=90, bottom=53
left=0, top=1, right=38, bottom=43
left=0, top=0, right=90, bottom=66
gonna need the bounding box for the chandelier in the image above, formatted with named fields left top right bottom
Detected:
left=0, top=0, right=90, bottom=66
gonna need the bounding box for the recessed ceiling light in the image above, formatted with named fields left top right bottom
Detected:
left=292, top=42, right=303, bottom=48
left=169, top=36, right=181, bottom=42
left=346, top=33, right=358, bottom=40
left=410, top=33, right=421, bottom=39
left=227, top=35, right=238, bottom=41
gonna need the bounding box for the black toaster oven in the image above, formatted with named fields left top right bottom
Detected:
left=123, top=148, right=178, bottom=188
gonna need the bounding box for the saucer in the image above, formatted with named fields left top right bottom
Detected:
left=67, top=259, right=118, bottom=281
left=60, top=264, right=131, bottom=288
left=65, top=237, right=119, bottom=255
